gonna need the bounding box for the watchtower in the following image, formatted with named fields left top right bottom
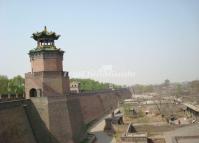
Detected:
left=25, top=26, right=70, bottom=98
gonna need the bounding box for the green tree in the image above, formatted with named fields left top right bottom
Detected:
left=8, top=75, right=24, bottom=96
left=143, top=85, right=154, bottom=93
left=0, top=75, right=9, bottom=94
left=70, top=78, right=120, bottom=92
left=133, top=84, right=154, bottom=94
left=133, top=84, right=144, bottom=94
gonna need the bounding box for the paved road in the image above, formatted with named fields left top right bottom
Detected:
left=89, top=115, right=116, bottom=143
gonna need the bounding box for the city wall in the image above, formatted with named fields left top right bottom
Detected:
left=67, top=88, right=131, bottom=124
left=66, top=88, right=131, bottom=142
left=0, top=99, right=60, bottom=143
left=0, top=88, right=131, bottom=143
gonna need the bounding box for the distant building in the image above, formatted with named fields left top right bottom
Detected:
left=121, top=123, right=148, bottom=143
left=109, top=84, right=115, bottom=90
left=184, top=103, right=199, bottom=121
left=70, top=81, right=80, bottom=93
left=133, top=94, right=153, bottom=99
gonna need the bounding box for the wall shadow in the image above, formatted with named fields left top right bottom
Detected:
left=0, top=99, right=61, bottom=143
left=67, top=98, right=86, bottom=143
left=24, top=100, right=61, bottom=143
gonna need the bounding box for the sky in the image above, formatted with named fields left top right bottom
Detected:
left=0, top=0, right=199, bottom=85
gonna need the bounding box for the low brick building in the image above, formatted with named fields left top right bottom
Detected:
left=184, top=103, right=199, bottom=121
left=121, top=123, right=148, bottom=143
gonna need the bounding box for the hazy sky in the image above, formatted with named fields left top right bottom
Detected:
left=0, top=0, right=199, bottom=85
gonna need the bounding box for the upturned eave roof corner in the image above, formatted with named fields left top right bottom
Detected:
left=31, top=26, right=60, bottom=41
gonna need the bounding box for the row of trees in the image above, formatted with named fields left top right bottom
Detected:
left=133, top=84, right=154, bottom=94
left=190, top=80, right=199, bottom=94
left=0, top=75, right=122, bottom=96
left=132, top=79, right=199, bottom=96
left=0, top=75, right=24, bottom=96
left=70, top=78, right=122, bottom=91
left=160, top=79, right=199, bottom=96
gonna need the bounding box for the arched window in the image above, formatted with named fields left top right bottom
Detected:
left=29, top=88, right=37, bottom=97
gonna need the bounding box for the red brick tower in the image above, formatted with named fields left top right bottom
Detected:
left=25, top=26, right=70, bottom=98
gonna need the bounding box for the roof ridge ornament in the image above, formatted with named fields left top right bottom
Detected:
left=29, top=27, right=64, bottom=53
left=31, top=27, right=60, bottom=41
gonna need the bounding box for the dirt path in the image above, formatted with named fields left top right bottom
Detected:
left=89, top=115, right=116, bottom=143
